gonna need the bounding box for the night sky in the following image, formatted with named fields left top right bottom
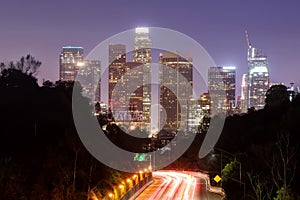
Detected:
left=1, top=0, right=300, bottom=95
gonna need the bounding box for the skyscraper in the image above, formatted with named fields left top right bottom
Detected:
left=59, top=46, right=84, bottom=81
left=76, top=60, right=101, bottom=101
left=246, top=32, right=270, bottom=110
left=109, top=44, right=126, bottom=64
left=108, top=44, right=145, bottom=126
left=199, top=92, right=211, bottom=116
left=208, top=66, right=236, bottom=115
left=133, top=27, right=152, bottom=129
left=240, top=74, right=248, bottom=113
left=133, top=27, right=151, bottom=64
left=108, top=44, right=126, bottom=105
left=159, top=52, right=193, bottom=132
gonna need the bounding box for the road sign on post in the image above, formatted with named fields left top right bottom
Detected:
left=133, top=153, right=150, bottom=161
left=214, top=175, right=222, bottom=183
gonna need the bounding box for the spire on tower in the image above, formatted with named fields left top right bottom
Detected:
left=245, top=30, right=251, bottom=48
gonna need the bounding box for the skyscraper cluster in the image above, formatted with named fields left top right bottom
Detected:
left=59, top=46, right=101, bottom=101
left=58, top=28, right=275, bottom=135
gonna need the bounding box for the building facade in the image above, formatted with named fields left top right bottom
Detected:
left=159, top=52, right=193, bottom=132
left=59, top=46, right=84, bottom=81
left=247, top=46, right=269, bottom=110
left=133, top=27, right=151, bottom=64
left=109, top=44, right=126, bottom=64
left=240, top=74, right=248, bottom=113
left=133, top=27, right=152, bottom=130
left=208, top=66, right=236, bottom=115
left=77, top=60, right=101, bottom=101
left=108, top=44, right=126, bottom=105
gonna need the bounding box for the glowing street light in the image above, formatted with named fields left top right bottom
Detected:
left=108, top=192, right=114, bottom=200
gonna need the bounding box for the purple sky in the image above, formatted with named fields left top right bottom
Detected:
left=1, top=0, right=300, bottom=95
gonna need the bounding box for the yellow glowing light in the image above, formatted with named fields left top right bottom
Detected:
left=108, top=193, right=113, bottom=197
left=127, top=179, right=131, bottom=183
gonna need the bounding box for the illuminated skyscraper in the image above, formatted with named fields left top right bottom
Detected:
left=133, top=27, right=151, bottom=64
left=159, top=52, right=193, bottom=132
left=208, top=66, right=236, bottom=115
left=109, top=44, right=126, bottom=64
left=77, top=60, right=101, bottom=101
left=108, top=44, right=126, bottom=105
left=133, top=27, right=152, bottom=129
left=59, top=46, right=84, bottom=81
left=199, top=93, right=211, bottom=116
left=240, top=74, right=248, bottom=113
left=108, top=44, right=144, bottom=125
left=246, top=32, right=270, bottom=110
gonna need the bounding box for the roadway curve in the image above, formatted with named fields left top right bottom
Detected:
left=135, top=170, right=222, bottom=200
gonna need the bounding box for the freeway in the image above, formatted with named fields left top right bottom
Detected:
left=135, top=170, right=223, bottom=200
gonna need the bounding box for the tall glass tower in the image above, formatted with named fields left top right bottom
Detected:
left=159, top=52, right=193, bottom=132
left=208, top=66, right=236, bottom=115
left=133, top=27, right=152, bottom=130
left=133, top=27, right=151, bottom=64
left=240, top=74, right=248, bottom=113
left=59, top=46, right=84, bottom=81
left=247, top=46, right=269, bottom=110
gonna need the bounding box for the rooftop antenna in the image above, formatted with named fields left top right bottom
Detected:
left=245, top=30, right=251, bottom=48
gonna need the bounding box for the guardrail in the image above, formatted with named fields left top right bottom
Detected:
left=121, top=174, right=153, bottom=200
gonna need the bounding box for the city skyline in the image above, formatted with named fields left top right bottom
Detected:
left=1, top=0, right=300, bottom=96
left=1, top=1, right=300, bottom=199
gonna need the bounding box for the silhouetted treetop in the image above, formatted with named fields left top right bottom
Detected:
left=0, top=55, right=41, bottom=88
left=265, top=84, right=290, bottom=109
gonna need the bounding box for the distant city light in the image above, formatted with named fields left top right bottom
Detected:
left=77, top=62, right=84, bottom=67
left=63, top=46, right=83, bottom=49
left=135, top=27, right=149, bottom=34
left=222, top=66, right=236, bottom=70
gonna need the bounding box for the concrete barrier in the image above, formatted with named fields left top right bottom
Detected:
left=120, top=174, right=153, bottom=200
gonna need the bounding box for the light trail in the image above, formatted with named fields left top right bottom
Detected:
left=136, top=171, right=199, bottom=200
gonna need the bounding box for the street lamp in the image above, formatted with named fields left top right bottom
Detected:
left=108, top=192, right=114, bottom=200
left=213, top=147, right=242, bottom=184
left=213, top=147, right=245, bottom=199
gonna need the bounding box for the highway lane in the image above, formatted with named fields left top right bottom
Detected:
left=135, top=170, right=223, bottom=200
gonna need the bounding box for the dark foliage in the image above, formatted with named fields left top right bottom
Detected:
left=0, top=57, right=130, bottom=200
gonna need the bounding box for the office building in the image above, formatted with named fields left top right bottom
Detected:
left=159, top=52, right=193, bottom=132
left=133, top=27, right=151, bottom=64
left=199, top=93, right=211, bottom=116
left=77, top=60, right=101, bottom=101
left=108, top=44, right=126, bottom=105
left=246, top=32, right=270, bottom=110
left=240, top=74, right=248, bottom=113
left=208, top=66, right=236, bottom=115
left=109, top=44, right=126, bottom=64
left=59, top=46, right=84, bottom=81
left=187, top=98, right=201, bottom=133
left=133, top=27, right=152, bottom=129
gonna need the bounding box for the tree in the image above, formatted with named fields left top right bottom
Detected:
left=42, top=80, right=54, bottom=87
left=271, top=130, right=297, bottom=199
left=265, top=85, right=289, bottom=108
left=247, top=173, right=273, bottom=200
left=0, top=54, right=41, bottom=88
